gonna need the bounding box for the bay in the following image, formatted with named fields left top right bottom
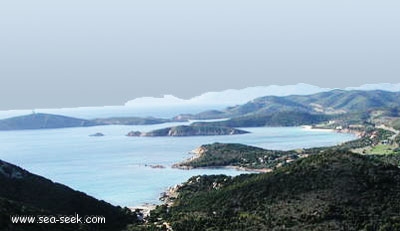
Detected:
left=0, top=122, right=355, bottom=206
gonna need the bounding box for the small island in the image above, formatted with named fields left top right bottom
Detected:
left=126, top=125, right=249, bottom=137
left=146, top=164, right=166, bottom=169
left=89, top=132, right=105, bottom=137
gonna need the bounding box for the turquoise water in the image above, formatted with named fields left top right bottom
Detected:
left=0, top=123, right=355, bottom=206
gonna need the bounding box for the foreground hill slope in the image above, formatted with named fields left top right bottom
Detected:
left=0, top=113, right=99, bottom=130
left=151, top=151, right=400, bottom=230
left=0, top=159, right=137, bottom=231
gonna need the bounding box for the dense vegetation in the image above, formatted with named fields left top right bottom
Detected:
left=175, top=143, right=298, bottom=169
left=392, top=118, right=400, bottom=131
left=0, top=160, right=138, bottom=231
left=336, top=128, right=395, bottom=151
left=396, top=134, right=400, bottom=146
left=175, top=126, right=396, bottom=170
left=147, top=151, right=400, bottom=231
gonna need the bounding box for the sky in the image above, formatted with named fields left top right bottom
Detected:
left=0, top=0, right=399, bottom=110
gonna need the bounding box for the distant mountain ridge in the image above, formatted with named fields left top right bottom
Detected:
left=1, top=83, right=399, bottom=120
left=0, top=113, right=179, bottom=131
left=0, top=113, right=100, bottom=130
left=176, top=89, right=400, bottom=127
left=233, top=89, right=400, bottom=115
left=1, top=89, right=400, bottom=130
left=185, top=90, right=400, bottom=120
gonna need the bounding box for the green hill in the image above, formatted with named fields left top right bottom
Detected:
left=174, top=143, right=297, bottom=169
left=226, top=95, right=311, bottom=116
left=174, top=127, right=396, bottom=171
left=228, top=90, right=400, bottom=116
left=147, top=151, right=400, bottom=230
left=0, top=159, right=138, bottom=231
left=193, top=111, right=331, bottom=127
left=179, top=90, right=400, bottom=127
left=0, top=113, right=100, bottom=130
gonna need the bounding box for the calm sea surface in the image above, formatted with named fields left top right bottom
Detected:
left=0, top=122, right=355, bottom=206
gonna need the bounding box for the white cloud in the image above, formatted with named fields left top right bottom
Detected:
left=346, top=83, right=400, bottom=92
left=124, top=83, right=331, bottom=108
left=125, top=95, right=186, bottom=107
left=1, top=83, right=399, bottom=119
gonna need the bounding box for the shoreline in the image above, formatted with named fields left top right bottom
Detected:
left=128, top=203, right=157, bottom=218
left=173, top=125, right=362, bottom=173
left=301, top=125, right=335, bottom=132
left=129, top=185, right=181, bottom=217
left=171, top=146, right=206, bottom=169
left=134, top=125, right=363, bottom=216
left=302, top=125, right=363, bottom=138
left=173, top=164, right=272, bottom=173
left=129, top=164, right=271, bottom=215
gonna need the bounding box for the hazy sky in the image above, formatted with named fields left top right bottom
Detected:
left=1, top=0, right=399, bottom=110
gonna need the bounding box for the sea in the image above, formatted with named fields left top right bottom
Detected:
left=0, top=121, right=356, bottom=207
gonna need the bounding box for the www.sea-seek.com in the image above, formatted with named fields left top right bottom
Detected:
left=10, top=214, right=105, bottom=224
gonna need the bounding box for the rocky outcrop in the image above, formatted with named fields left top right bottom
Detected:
left=126, top=131, right=142, bottom=137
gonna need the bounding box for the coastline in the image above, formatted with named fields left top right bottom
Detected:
left=171, top=146, right=206, bottom=169
left=301, top=125, right=335, bottom=132
left=134, top=125, right=363, bottom=217
left=302, top=125, right=363, bottom=138
left=128, top=203, right=157, bottom=217
left=173, top=125, right=362, bottom=173
left=173, top=164, right=272, bottom=173
left=129, top=185, right=181, bottom=219
left=172, top=145, right=277, bottom=173
left=132, top=164, right=271, bottom=217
